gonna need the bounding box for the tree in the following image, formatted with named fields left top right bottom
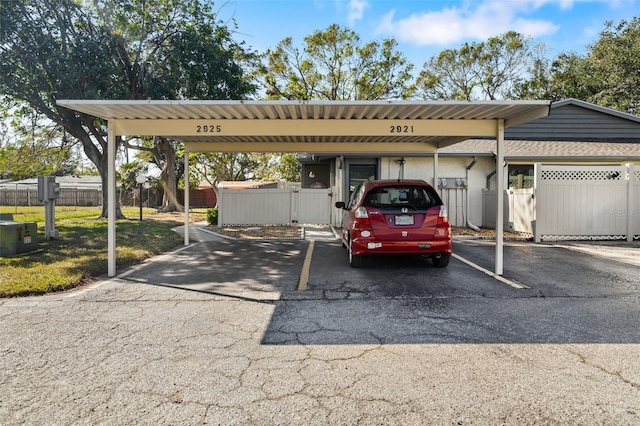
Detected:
left=257, top=24, right=413, bottom=100
left=88, top=0, right=257, bottom=212
left=254, top=24, right=411, bottom=187
left=587, top=18, right=640, bottom=115
left=0, top=0, right=256, bottom=217
left=414, top=32, right=539, bottom=100
left=1, top=0, right=127, bottom=217
left=0, top=103, right=78, bottom=180
left=190, top=153, right=264, bottom=205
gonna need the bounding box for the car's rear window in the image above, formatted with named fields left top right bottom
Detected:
left=363, top=186, right=439, bottom=210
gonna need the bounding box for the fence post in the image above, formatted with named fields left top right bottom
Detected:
left=217, top=186, right=224, bottom=226
left=628, top=164, right=635, bottom=242
left=533, top=163, right=542, bottom=243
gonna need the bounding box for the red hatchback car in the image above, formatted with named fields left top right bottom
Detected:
left=335, top=179, right=452, bottom=268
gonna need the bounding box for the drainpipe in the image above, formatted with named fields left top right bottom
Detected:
left=466, top=156, right=481, bottom=231
left=486, top=169, right=496, bottom=190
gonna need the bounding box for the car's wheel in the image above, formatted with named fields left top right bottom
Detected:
left=432, top=253, right=450, bottom=268
left=348, top=238, right=363, bottom=268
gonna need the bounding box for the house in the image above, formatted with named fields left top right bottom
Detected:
left=299, top=99, right=640, bottom=240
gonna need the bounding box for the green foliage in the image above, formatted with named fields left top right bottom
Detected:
left=190, top=152, right=301, bottom=188
left=268, top=153, right=302, bottom=182
left=206, top=208, right=218, bottom=226
left=587, top=18, right=640, bottom=114
left=0, top=104, right=80, bottom=179
left=258, top=24, right=413, bottom=100
left=1, top=0, right=256, bottom=216
left=117, top=161, right=148, bottom=191
left=415, top=31, right=537, bottom=100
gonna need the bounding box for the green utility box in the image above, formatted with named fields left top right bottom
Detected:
left=0, top=221, right=39, bottom=256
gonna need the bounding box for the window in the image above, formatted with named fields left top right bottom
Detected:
left=364, top=186, right=437, bottom=210
left=348, top=184, right=365, bottom=209
left=349, top=164, right=377, bottom=194
left=508, top=165, right=534, bottom=189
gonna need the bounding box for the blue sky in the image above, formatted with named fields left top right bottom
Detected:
left=224, top=0, right=637, bottom=67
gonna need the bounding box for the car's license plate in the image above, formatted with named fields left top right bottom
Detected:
left=395, top=215, right=414, bottom=225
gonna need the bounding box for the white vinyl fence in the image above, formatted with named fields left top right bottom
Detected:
left=482, top=164, right=639, bottom=242
left=217, top=187, right=332, bottom=226
left=535, top=164, right=639, bottom=242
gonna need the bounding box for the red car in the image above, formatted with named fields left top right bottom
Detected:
left=335, top=179, right=452, bottom=268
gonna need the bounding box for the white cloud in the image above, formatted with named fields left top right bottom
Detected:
left=376, top=0, right=561, bottom=46
left=347, top=0, right=370, bottom=25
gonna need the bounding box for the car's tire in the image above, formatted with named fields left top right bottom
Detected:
left=348, top=238, right=363, bottom=268
left=432, top=253, right=450, bottom=268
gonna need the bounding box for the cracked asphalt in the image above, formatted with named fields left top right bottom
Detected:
left=1, top=235, right=639, bottom=425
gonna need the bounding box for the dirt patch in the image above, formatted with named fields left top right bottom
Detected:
left=206, top=224, right=525, bottom=240
left=145, top=211, right=207, bottom=226
left=207, top=225, right=304, bottom=239
left=451, top=226, right=526, bottom=238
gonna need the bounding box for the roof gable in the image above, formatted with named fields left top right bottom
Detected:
left=505, top=98, right=640, bottom=142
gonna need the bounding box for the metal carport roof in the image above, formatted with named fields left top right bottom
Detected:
left=57, top=99, right=551, bottom=277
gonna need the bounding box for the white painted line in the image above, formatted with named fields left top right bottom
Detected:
left=451, top=253, right=529, bottom=289
left=298, top=239, right=315, bottom=291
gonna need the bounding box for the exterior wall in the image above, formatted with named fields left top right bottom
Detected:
left=506, top=103, right=640, bottom=141
left=377, top=156, right=495, bottom=227
left=178, top=188, right=217, bottom=207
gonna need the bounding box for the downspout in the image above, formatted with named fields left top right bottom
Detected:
left=466, top=156, right=481, bottom=231
left=486, top=169, right=496, bottom=190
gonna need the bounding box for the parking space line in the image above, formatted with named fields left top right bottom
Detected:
left=452, top=253, right=529, bottom=289
left=298, top=240, right=315, bottom=291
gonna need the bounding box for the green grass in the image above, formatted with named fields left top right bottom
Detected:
left=0, top=206, right=206, bottom=297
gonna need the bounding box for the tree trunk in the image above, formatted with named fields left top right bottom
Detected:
left=65, top=114, right=125, bottom=219
left=157, top=137, right=183, bottom=212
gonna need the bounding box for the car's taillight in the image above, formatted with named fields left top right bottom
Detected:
left=354, top=206, right=370, bottom=227
left=437, top=205, right=448, bottom=226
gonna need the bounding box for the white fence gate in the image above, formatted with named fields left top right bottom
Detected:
left=482, top=164, right=639, bottom=242
left=482, top=189, right=535, bottom=234
left=217, top=187, right=332, bottom=226
left=535, top=164, right=639, bottom=242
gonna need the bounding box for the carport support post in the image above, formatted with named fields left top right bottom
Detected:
left=184, top=148, right=190, bottom=245
left=107, top=123, right=116, bottom=277
left=627, top=163, right=635, bottom=243
left=495, top=119, right=505, bottom=275
left=433, top=151, right=439, bottom=190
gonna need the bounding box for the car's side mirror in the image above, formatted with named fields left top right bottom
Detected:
left=335, top=201, right=346, bottom=209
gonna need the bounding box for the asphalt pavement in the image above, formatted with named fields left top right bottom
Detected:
left=1, top=226, right=639, bottom=425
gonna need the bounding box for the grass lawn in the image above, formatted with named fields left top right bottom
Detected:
left=0, top=206, right=207, bottom=297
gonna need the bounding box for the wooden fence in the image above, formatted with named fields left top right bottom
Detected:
left=0, top=188, right=102, bottom=207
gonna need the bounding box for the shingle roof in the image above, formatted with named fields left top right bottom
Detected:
left=440, top=139, right=640, bottom=161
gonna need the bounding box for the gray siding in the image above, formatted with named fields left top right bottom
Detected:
left=506, top=104, right=640, bottom=141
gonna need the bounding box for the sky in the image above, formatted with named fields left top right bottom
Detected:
left=224, top=0, right=637, bottom=68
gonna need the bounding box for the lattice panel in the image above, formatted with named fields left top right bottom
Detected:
left=635, top=170, right=640, bottom=181
left=541, top=169, right=625, bottom=181
left=540, top=234, right=627, bottom=241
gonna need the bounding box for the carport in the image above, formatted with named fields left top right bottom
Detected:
left=57, top=100, right=551, bottom=277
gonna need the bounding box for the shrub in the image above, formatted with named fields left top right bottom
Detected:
left=206, top=208, right=218, bottom=225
